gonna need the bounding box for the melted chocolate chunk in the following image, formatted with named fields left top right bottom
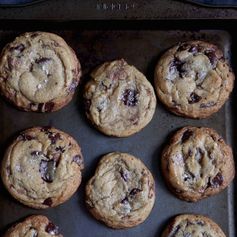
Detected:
left=200, top=101, right=216, bottom=108
left=69, top=79, right=78, bottom=92
left=43, top=197, right=53, bottom=206
left=178, top=43, right=189, bottom=51
left=55, top=146, right=65, bottom=153
left=72, top=155, right=83, bottom=166
left=170, top=58, right=186, bottom=77
left=44, top=102, right=55, bottom=112
left=205, top=50, right=217, bottom=66
left=41, top=126, right=52, bottom=132
left=48, top=133, right=61, bottom=144
left=188, top=46, right=198, bottom=54
left=10, top=44, right=25, bottom=53
left=170, top=225, right=181, bottom=236
left=120, top=169, right=129, bottom=182
left=211, top=172, right=223, bottom=187
left=19, top=133, right=34, bottom=141
left=30, top=33, right=39, bottom=38
left=35, top=57, right=51, bottom=64
left=7, top=57, right=14, bottom=70
left=45, top=222, right=59, bottom=235
left=129, top=188, right=142, bottom=197
left=197, top=221, right=205, bottom=226
left=188, top=92, right=202, bottom=104
left=181, top=130, right=193, bottom=143
left=195, top=148, right=204, bottom=162
left=121, top=197, right=129, bottom=204
left=121, top=89, right=138, bottom=107
left=37, top=102, right=54, bottom=112
left=183, top=171, right=195, bottom=181
left=184, top=233, right=192, bottom=237
left=40, top=160, right=56, bottom=183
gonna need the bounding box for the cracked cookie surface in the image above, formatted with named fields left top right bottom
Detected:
left=154, top=41, right=234, bottom=118
left=162, top=214, right=226, bottom=237
left=85, top=152, right=155, bottom=228
left=1, top=127, right=84, bottom=209
left=84, top=59, right=156, bottom=137
left=4, top=215, right=63, bottom=237
left=0, top=32, right=81, bottom=112
left=162, top=126, right=235, bottom=202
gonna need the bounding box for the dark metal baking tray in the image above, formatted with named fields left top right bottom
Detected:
left=0, top=20, right=236, bottom=237
left=0, top=0, right=46, bottom=7
left=184, top=0, right=237, bottom=8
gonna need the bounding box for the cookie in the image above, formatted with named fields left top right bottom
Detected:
left=0, top=31, right=81, bottom=112
left=85, top=152, right=155, bottom=229
left=161, top=126, right=235, bottom=202
left=154, top=40, right=234, bottom=118
left=4, top=215, right=63, bottom=237
left=1, top=126, right=84, bottom=209
left=84, top=59, right=156, bottom=137
left=162, top=214, right=226, bottom=237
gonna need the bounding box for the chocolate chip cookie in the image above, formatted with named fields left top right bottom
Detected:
left=84, top=59, right=157, bottom=137
left=1, top=126, right=84, bottom=209
left=4, top=215, right=63, bottom=237
left=154, top=41, right=234, bottom=118
left=85, top=152, right=155, bottom=228
left=0, top=32, right=81, bottom=112
left=162, top=214, right=226, bottom=237
left=162, top=126, right=235, bottom=202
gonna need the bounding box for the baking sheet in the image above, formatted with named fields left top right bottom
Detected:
left=0, top=25, right=235, bottom=237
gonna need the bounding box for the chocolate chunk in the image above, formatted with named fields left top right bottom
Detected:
left=211, top=172, right=223, bottom=187
left=205, top=50, right=217, bottom=66
left=35, top=57, right=51, bottom=64
left=44, top=102, right=55, bottom=112
left=183, top=171, right=195, bottom=181
left=7, top=57, right=14, bottom=70
left=72, top=155, right=83, bottom=166
left=121, top=197, right=129, bottom=204
left=43, top=197, right=53, bottom=206
left=48, top=133, right=60, bottom=144
left=84, top=99, right=91, bottom=112
left=178, top=43, right=189, bottom=51
left=188, top=46, right=198, bottom=54
left=19, top=133, right=34, bottom=141
left=195, top=148, right=204, bottom=162
left=37, top=102, right=54, bottom=112
left=30, top=33, right=39, bottom=38
left=41, top=126, right=52, bottom=132
left=10, top=44, right=25, bottom=53
left=31, top=151, right=42, bottom=156
left=120, top=169, right=129, bottom=182
left=39, top=160, right=56, bottom=183
left=129, top=188, right=142, bottom=197
left=170, top=225, right=181, bottom=236
left=100, top=81, right=112, bottom=90
left=69, top=79, right=78, bottom=92
left=170, top=58, right=186, bottom=77
left=197, top=221, right=205, bottom=226
left=184, top=233, right=192, bottom=237
left=200, top=101, right=216, bottom=108
left=188, top=92, right=202, bottom=104
left=45, top=222, right=60, bottom=235
left=121, top=89, right=138, bottom=107
left=55, top=146, right=65, bottom=153
left=181, top=130, right=193, bottom=143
